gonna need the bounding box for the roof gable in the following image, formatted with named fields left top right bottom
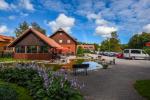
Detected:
left=49, top=28, right=77, bottom=44
left=9, top=28, right=61, bottom=48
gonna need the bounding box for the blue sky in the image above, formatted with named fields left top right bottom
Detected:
left=0, top=0, right=150, bottom=44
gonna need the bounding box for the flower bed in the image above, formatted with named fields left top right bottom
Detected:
left=0, top=62, right=83, bottom=100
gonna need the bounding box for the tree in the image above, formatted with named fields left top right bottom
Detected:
left=15, top=21, right=29, bottom=37
left=31, top=22, right=46, bottom=35
left=15, top=21, right=46, bottom=37
left=100, top=32, right=121, bottom=52
left=128, top=32, right=150, bottom=49
left=77, top=46, right=84, bottom=55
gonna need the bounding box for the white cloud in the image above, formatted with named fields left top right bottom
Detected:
left=48, top=13, right=75, bottom=32
left=20, top=0, right=34, bottom=11
left=95, top=19, right=108, bottom=26
left=0, top=0, right=9, bottom=10
left=95, top=26, right=117, bottom=37
left=143, top=24, right=150, bottom=33
left=20, top=12, right=29, bottom=17
left=0, top=25, right=8, bottom=33
left=87, top=13, right=100, bottom=20
left=8, top=15, right=16, bottom=20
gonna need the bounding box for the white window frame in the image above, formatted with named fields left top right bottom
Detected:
left=59, top=40, right=63, bottom=43
left=67, top=40, right=71, bottom=43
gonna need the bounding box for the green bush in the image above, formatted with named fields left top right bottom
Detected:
left=0, top=81, right=32, bottom=100
left=75, top=59, right=85, bottom=64
left=44, top=64, right=62, bottom=71
left=144, top=47, right=150, bottom=55
left=0, top=67, right=83, bottom=100
left=47, top=72, right=83, bottom=100
left=0, top=85, right=18, bottom=100
left=0, top=68, right=46, bottom=99
left=102, top=64, right=108, bottom=69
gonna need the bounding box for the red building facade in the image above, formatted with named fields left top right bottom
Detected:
left=50, top=28, right=77, bottom=55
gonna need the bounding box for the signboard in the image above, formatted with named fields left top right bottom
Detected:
left=145, top=42, right=150, bottom=47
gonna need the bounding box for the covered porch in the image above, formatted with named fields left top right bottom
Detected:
left=14, top=45, right=58, bottom=60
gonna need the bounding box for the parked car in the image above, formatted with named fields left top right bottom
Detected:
left=123, top=49, right=149, bottom=60
left=116, top=53, right=124, bottom=58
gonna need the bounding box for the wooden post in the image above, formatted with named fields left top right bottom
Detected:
left=37, top=46, right=39, bottom=53
left=25, top=46, right=27, bottom=53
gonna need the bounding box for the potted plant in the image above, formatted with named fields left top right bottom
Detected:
left=102, top=64, right=108, bottom=69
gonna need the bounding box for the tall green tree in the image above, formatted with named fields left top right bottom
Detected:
left=128, top=32, right=150, bottom=49
left=15, top=21, right=29, bottom=37
left=100, top=32, right=121, bottom=52
left=77, top=46, right=84, bottom=55
left=15, top=21, right=46, bottom=37
left=31, top=22, right=46, bottom=35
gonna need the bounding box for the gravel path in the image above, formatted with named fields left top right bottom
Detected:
left=75, top=58, right=150, bottom=100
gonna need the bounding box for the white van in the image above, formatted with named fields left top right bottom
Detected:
left=123, top=49, right=149, bottom=60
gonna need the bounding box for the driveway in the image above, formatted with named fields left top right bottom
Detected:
left=75, top=57, right=150, bottom=100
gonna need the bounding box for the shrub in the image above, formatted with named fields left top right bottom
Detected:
left=47, top=72, right=83, bottom=100
left=75, top=59, right=85, bottom=64
left=0, top=81, right=32, bottom=100
left=0, top=65, right=83, bottom=100
left=0, top=67, right=46, bottom=99
left=102, top=64, right=108, bottom=69
left=0, top=85, right=18, bottom=100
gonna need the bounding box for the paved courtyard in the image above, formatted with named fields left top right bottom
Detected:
left=75, top=57, right=150, bottom=100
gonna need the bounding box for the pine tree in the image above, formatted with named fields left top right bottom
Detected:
left=31, top=22, right=46, bottom=35
left=15, top=21, right=29, bottom=37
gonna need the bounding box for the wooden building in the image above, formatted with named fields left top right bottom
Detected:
left=0, top=35, right=14, bottom=56
left=9, top=28, right=61, bottom=60
left=50, top=28, right=77, bottom=55
left=77, top=44, right=95, bottom=51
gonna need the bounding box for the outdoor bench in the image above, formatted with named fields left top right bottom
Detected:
left=72, top=64, right=89, bottom=76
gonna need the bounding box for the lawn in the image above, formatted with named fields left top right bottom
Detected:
left=0, top=57, right=30, bottom=62
left=134, top=80, right=150, bottom=100
left=0, top=81, right=32, bottom=100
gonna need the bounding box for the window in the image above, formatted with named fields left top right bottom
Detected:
left=27, top=46, right=37, bottom=53
left=39, top=46, right=49, bottom=53
left=131, top=50, right=141, bottom=54
left=67, top=40, right=71, bottom=43
left=59, top=40, right=63, bottom=43
left=15, top=46, right=25, bottom=53
left=124, top=50, right=129, bottom=53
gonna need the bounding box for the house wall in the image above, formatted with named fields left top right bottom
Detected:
left=14, top=53, right=51, bottom=60
left=16, top=33, right=46, bottom=46
left=50, top=31, right=77, bottom=55
left=77, top=44, right=95, bottom=51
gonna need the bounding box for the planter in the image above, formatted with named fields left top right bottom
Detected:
left=102, top=64, right=108, bottom=69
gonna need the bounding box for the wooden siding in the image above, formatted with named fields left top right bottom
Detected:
left=50, top=31, right=77, bottom=54
left=16, top=32, right=47, bottom=46
left=14, top=53, right=51, bottom=60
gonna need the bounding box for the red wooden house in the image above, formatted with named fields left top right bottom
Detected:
left=9, top=28, right=61, bottom=60
left=50, top=28, right=77, bottom=55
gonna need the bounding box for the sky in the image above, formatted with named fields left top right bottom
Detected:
left=0, top=0, right=150, bottom=44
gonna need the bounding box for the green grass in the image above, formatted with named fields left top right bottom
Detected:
left=0, top=81, right=33, bottom=100
left=75, top=59, right=85, bottom=64
left=0, top=57, right=30, bottom=62
left=134, top=80, right=150, bottom=100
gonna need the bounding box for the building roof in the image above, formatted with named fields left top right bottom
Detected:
left=49, top=28, right=77, bottom=44
left=0, top=35, right=14, bottom=42
left=9, top=28, right=61, bottom=48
